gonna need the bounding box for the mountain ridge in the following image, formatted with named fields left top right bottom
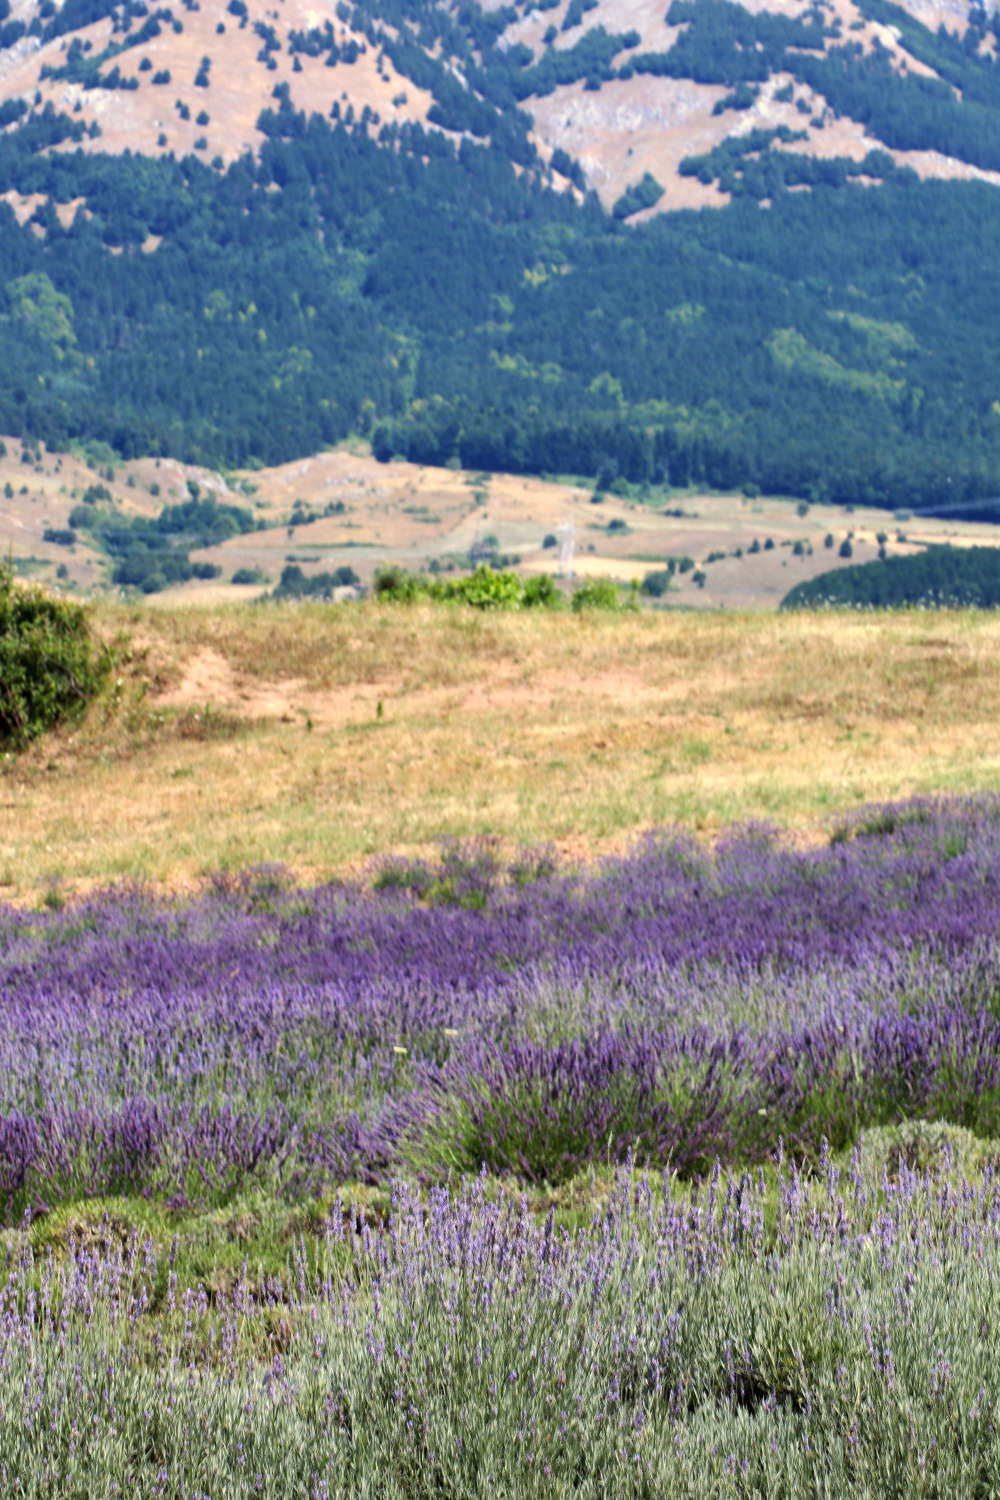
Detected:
left=1, top=0, right=999, bottom=213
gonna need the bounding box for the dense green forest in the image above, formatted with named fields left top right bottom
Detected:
left=781, top=546, right=1000, bottom=608
left=1, top=0, right=1000, bottom=510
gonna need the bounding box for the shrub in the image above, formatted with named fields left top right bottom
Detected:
left=444, top=566, right=521, bottom=609
left=373, top=564, right=424, bottom=602
left=0, top=561, right=109, bottom=747
left=641, top=568, right=673, bottom=597
left=373, top=565, right=561, bottom=611
left=521, top=573, right=561, bottom=608
left=571, top=577, right=619, bottom=611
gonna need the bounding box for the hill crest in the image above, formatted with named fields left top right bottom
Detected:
left=1, top=0, right=999, bottom=216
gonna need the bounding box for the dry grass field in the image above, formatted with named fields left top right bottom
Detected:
left=5, top=599, right=1000, bottom=902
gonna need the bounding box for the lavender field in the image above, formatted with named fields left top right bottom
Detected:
left=5, top=796, right=1000, bottom=1494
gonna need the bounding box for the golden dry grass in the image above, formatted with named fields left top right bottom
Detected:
left=5, top=599, right=1000, bottom=901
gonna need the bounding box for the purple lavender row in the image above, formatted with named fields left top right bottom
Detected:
left=5, top=795, right=1000, bottom=1000
left=3, top=796, right=1000, bottom=1213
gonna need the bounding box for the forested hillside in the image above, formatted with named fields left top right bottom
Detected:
left=0, top=0, right=999, bottom=510
left=781, top=544, right=1000, bottom=608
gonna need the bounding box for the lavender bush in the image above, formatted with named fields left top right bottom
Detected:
left=4, top=795, right=1000, bottom=1493
left=2, top=1144, right=1000, bottom=1496
left=5, top=797, right=1000, bottom=1214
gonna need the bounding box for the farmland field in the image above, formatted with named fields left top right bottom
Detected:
left=6, top=601, right=1000, bottom=1494
left=6, top=437, right=1000, bottom=612
left=5, top=797, right=1000, bottom=1492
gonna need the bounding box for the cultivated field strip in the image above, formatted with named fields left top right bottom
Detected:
left=4, top=796, right=1000, bottom=1492
left=5, top=796, right=1000, bottom=1207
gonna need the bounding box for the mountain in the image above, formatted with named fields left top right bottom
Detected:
left=0, top=0, right=999, bottom=512
left=4, top=0, right=999, bottom=212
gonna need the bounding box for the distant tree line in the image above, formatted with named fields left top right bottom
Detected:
left=70, top=489, right=256, bottom=591
left=781, top=545, right=1000, bottom=609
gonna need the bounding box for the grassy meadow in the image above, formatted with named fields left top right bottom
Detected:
left=6, top=600, right=1000, bottom=901
left=6, top=596, right=1000, bottom=1495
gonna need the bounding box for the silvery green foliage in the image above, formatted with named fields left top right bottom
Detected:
left=4, top=797, right=1000, bottom=1492
left=2, top=1148, right=1000, bottom=1496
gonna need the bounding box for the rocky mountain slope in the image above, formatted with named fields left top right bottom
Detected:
left=1, top=0, right=998, bottom=217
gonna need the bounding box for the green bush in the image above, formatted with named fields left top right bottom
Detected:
left=640, top=567, right=674, bottom=597
left=0, top=561, right=109, bottom=747
left=521, top=573, right=562, bottom=608
left=571, top=577, right=619, bottom=611
left=446, top=566, right=523, bottom=609
left=373, top=564, right=425, bottom=602
left=373, top=564, right=562, bottom=611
